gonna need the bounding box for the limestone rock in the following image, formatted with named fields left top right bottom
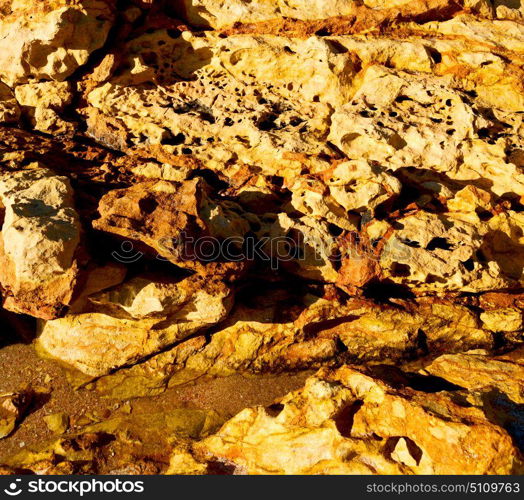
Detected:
left=378, top=211, right=520, bottom=293
left=180, top=0, right=463, bottom=29
left=85, top=30, right=357, bottom=177
left=422, top=347, right=524, bottom=404
left=198, top=365, right=523, bottom=474
left=88, top=289, right=501, bottom=399
left=93, top=178, right=254, bottom=274
left=1, top=403, right=220, bottom=474
left=0, top=0, right=114, bottom=85
left=37, top=273, right=234, bottom=376
left=14, top=81, right=75, bottom=134
left=43, top=413, right=69, bottom=434
left=0, top=165, right=81, bottom=319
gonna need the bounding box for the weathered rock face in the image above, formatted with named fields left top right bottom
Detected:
left=38, top=273, right=234, bottom=376
left=0, top=165, right=81, bottom=319
left=198, top=364, right=524, bottom=474
left=0, top=0, right=523, bottom=477
left=15, top=81, right=75, bottom=134
left=88, top=287, right=513, bottom=399
left=93, top=178, right=254, bottom=275
left=0, top=83, right=20, bottom=124
left=0, top=0, right=114, bottom=85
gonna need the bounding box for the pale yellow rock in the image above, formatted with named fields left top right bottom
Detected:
left=447, top=186, right=492, bottom=213
left=43, top=413, right=69, bottom=434
left=85, top=30, right=357, bottom=177
left=329, top=65, right=524, bottom=199
left=0, top=0, right=114, bottom=85
left=380, top=211, right=518, bottom=293
left=14, top=81, right=73, bottom=109
left=88, top=292, right=497, bottom=399
left=198, top=366, right=522, bottom=474
left=480, top=308, right=524, bottom=332
left=422, top=347, right=524, bottom=404
left=289, top=160, right=401, bottom=224
left=265, top=213, right=340, bottom=282
left=495, top=0, right=524, bottom=19
left=0, top=165, right=80, bottom=319
left=15, top=81, right=74, bottom=134
left=182, top=0, right=358, bottom=28
left=37, top=274, right=234, bottom=377
left=0, top=390, right=31, bottom=439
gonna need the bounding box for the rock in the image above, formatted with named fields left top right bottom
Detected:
left=37, top=273, right=234, bottom=376
left=421, top=347, right=524, bottom=404
left=481, top=308, right=523, bottom=332
left=43, top=413, right=69, bottom=434
left=1, top=403, right=221, bottom=474
left=0, top=390, right=32, bottom=439
left=93, top=178, right=254, bottom=273
left=0, top=165, right=81, bottom=319
left=180, top=0, right=463, bottom=29
left=84, top=29, right=356, bottom=176
left=378, top=211, right=520, bottom=293
left=14, top=81, right=75, bottom=134
left=197, top=365, right=523, bottom=474
left=88, top=288, right=501, bottom=399
left=0, top=0, right=114, bottom=85
left=0, top=83, right=20, bottom=124
left=0, top=0, right=523, bottom=478
left=329, top=65, right=524, bottom=197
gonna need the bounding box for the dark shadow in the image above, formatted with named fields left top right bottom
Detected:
left=334, top=400, right=364, bottom=438
left=362, top=278, right=415, bottom=303
left=480, top=389, right=524, bottom=453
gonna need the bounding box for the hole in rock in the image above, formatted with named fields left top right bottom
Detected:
left=426, top=237, right=453, bottom=251
left=334, top=400, right=364, bottom=438
left=265, top=403, right=285, bottom=417
left=138, top=197, right=159, bottom=215
left=390, top=262, right=411, bottom=277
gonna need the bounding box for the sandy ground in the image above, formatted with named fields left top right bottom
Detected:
left=0, top=340, right=310, bottom=462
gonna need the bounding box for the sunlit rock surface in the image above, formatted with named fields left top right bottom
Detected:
left=0, top=0, right=522, bottom=476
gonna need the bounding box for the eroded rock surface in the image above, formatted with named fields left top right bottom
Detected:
left=0, top=0, right=522, bottom=476
left=0, top=165, right=81, bottom=319
left=198, top=364, right=524, bottom=474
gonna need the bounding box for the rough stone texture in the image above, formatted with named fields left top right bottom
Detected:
left=0, top=0, right=522, bottom=476
left=0, top=83, right=20, bottom=124
left=88, top=288, right=511, bottom=399
left=0, top=0, right=114, bottom=85
left=1, top=401, right=222, bottom=474
left=38, top=273, right=234, bottom=376
left=198, top=364, right=524, bottom=474
left=0, top=165, right=81, bottom=319
left=15, top=81, right=75, bottom=134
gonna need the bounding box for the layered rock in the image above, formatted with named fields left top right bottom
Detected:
left=88, top=286, right=518, bottom=399
left=0, top=390, right=31, bottom=439
left=38, top=273, right=234, bottom=376
left=93, top=178, right=254, bottom=274
left=15, top=81, right=75, bottom=134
